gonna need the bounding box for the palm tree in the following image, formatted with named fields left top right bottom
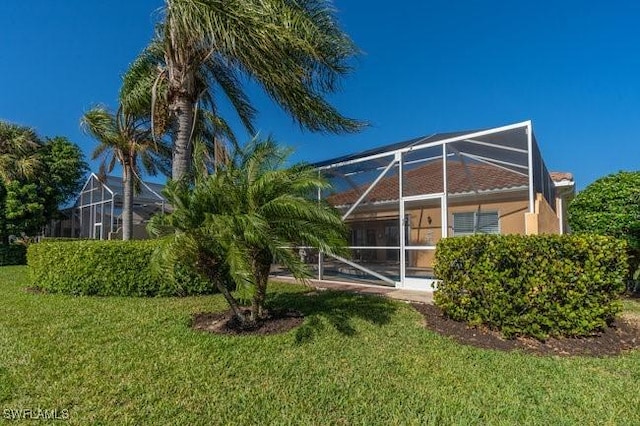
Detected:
left=0, top=121, right=41, bottom=244
left=122, top=0, right=364, bottom=181
left=148, top=138, right=347, bottom=326
left=81, top=106, right=170, bottom=240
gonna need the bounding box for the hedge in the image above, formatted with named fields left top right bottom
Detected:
left=0, top=244, right=27, bottom=266
left=567, top=171, right=640, bottom=292
left=27, top=240, right=214, bottom=297
left=433, top=234, right=628, bottom=340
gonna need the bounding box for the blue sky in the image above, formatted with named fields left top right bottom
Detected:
left=1, top=0, right=639, bottom=190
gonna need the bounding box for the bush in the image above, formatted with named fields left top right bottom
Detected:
left=568, top=171, right=640, bottom=291
left=0, top=244, right=27, bottom=266
left=433, top=234, right=628, bottom=340
left=27, top=240, right=213, bottom=297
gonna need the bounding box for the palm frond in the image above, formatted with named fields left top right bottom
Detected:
left=203, top=57, right=257, bottom=134
left=150, top=135, right=347, bottom=297
left=120, top=40, right=166, bottom=115
left=82, top=107, right=123, bottom=155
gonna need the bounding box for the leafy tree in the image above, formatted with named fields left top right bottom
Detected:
left=148, top=138, right=347, bottom=326
left=0, top=122, right=41, bottom=243
left=41, top=136, right=89, bottom=208
left=0, top=123, right=87, bottom=241
left=123, top=0, right=364, bottom=180
left=5, top=182, right=46, bottom=238
left=10, top=137, right=89, bottom=237
left=568, top=171, right=640, bottom=287
left=82, top=106, right=171, bottom=240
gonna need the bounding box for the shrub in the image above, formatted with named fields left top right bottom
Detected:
left=0, top=244, right=27, bottom=266
left=568, top=171, right=640, bottom=291
left=433, top=234, right=628, bottom=340
left=27, top=240, right=213, bottom=297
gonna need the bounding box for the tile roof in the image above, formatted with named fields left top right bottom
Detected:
left=326, top=160, right=528, bottom=207
left=549, top=172, right=573, bottom=182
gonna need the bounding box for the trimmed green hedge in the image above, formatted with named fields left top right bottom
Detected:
left=433, top=234, right=628, bottom=340
left=0, top=244, right=27, bottom=266
left=27, top=240, right=213, bottom=297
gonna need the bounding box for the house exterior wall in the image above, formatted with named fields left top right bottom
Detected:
left=447, top=199, right=529, bottom=236
left=404, top=198, right=530, bottom=269
left=525, top=193, right=560, bottom=235
left=554, top=186, right=574, bottom=234
left=536, top=193, right=560, bottom=234
left=344, top=194, right=534, bottom=271
left=343, top=192, right=568, bottom=272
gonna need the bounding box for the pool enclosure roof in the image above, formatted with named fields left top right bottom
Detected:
left=74, top=173, right=166, bottom=207
left=313, top=129, right=482, bottom=168
left=315, top=120, right=557, bottom=215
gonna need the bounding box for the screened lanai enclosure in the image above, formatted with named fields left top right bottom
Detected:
left=44, top=174, right=167, bottom=240
left=272, top=121, right=570, bottom=291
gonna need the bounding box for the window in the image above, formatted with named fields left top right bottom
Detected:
left=452, top=211, right=499, bottom=236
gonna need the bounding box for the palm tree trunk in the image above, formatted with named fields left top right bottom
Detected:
left=198, top=253, right=249, bottom=325
left=251, top=282, right=267, bottom=322
left=170, top=94, right=195, bottom=181
left=215, top=280, right=248, bottom=325
left=122, top=167, right=134, bottom=240
left=250, top=256, right=272, bottom=321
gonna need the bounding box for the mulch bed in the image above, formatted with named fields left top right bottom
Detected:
left=412, top=303, right=640, bottom=357
left=192, top=308, right=304, bottom=336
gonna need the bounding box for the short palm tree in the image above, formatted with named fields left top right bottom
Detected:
left=122, top=0, right=363, bottom=181
left=81, top=106, right=170, bottom=240
left=148, top=138, right=347, bottom=326
left=0, top=122, right=41, bottom=244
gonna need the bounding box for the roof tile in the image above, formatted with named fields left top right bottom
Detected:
left=326, top=160, right=528, bottom=206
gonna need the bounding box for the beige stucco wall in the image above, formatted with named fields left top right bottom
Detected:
left=525, top=193, right=560, bottom=235
left=536, top=194, right=560, bottom=234
left=344, top=192, right=563, bottom=270
left=405, top=198, right=529, bottom=269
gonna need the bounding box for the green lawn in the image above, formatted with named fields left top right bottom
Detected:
left=623, top=298, right=640, bottom=316
left=1, top=265, right=639, bottom=425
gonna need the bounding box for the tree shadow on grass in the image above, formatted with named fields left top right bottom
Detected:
left=265, top=290, right=399, bottom=343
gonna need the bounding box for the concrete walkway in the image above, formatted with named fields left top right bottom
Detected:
left=273, top=276, right=433, bottom=304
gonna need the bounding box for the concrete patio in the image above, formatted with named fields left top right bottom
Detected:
left=273, top=276, right=433, bottom=304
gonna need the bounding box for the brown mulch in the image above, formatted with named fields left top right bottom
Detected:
left=412, top=303, right=640, bottom=357
left=24, top=286, right=46, bottom=294
left=192, top=308, right=304, bottom=336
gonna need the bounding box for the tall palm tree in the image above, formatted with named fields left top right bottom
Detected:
left=148, top=138, right=347, bottom=326
left=122, top=0, right=364, bottom=181
left=81, top=107, right=170, bottom=240
left=121, top=44, right=241, bottom=181
left=0, top=122, right=41, bottom=244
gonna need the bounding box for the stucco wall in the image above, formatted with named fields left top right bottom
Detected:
left=526, top=193, right=560, bottom=235
left=536, top=193, right=560, bottom=234
left=405, top=198, right=529, bottom=269
left=343, top=194, right=544, bottom=270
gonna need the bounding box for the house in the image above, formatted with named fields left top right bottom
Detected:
left=273, top=121, right=575, bottom=291
left=43, top=173, right=167, bottom=240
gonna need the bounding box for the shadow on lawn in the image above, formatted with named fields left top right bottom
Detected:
left=266, top=290, right=398, bottom=343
